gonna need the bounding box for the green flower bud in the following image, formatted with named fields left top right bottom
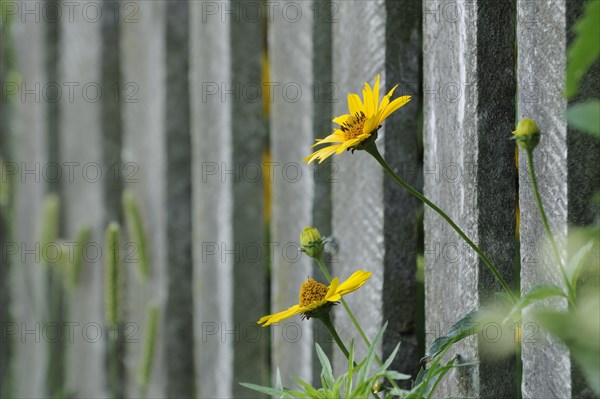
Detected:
left=512, top=118, right=541, bottom=151
left=300, top=227, right=324, bottom=260
left=372, top=380, right=384, bottom=393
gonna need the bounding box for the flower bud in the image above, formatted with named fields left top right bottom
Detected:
left=300, top=227, right=324, bottom=259
left=512, top=118, right=541, bottom=151
left=372, top=380, right=384, bottom=393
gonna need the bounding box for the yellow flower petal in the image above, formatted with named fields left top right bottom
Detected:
left=362, top=85, right=375, bottom=116
left=377, top=95, right=411, bottom=125
left=335, top=270, right=372, bottom=296
left=311, top=131, right=345, bottom=147
left=325, top=277, right=340, bottom=300
left=347, top=93, right=364, bottom=115
left=379, top=84, right=398, bottom=110
left=333, top=114, right=351, bottom=125
left=373, top=75, right=380, bottom=110
left=298, top=299, right=328, bottom=314
left=335, top=138, right=362, bottom=154
left=363, top=114, right=380, bottom=135
left=304, top=144, right=343, bottom=164
left=259, top=304, right=301, bottom=326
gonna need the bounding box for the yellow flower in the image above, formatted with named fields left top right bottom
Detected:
left=304, top=75, right=411, bottom=164
left=257, top=270, right=372, bottom=326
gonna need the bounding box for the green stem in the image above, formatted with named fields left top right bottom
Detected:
left=365, top=144, right=516, bottom=303
left=315, top=258, right=400, bottom=391
left=320, top=312, right=381, bottom=399
left=525, top=150, right=575, bottom=307
left=108, top=326, right=120, bottom=399
left=315, top=259, right=371, bottom=351
left=319, top=312, right=350, bottom=360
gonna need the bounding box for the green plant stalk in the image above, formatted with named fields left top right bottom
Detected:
left=69, top=225, right=91, bottom=288
left=419, top=343, right=453, bottom=398
left=319, top=312, right=350, bottom=360
left=123, top=190, right=150, bottom=279
left=315, top=259, right=370, bottom=349
left=312, top=315, right=380, bottom=399
left=524, top=149, right=575, bottom=307
left=365, top=144, right=516, bottom=302
left=319, top=313, right=383, bottom=399
left=315, top=258, right=400, bottom=391
left=108, top=331, right=119, bottom=399
left=138, top=305, right=159, bottom=398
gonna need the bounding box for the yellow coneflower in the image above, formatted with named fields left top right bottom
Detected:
left=304, top=75, right=410, bottom=164
left=257, top=270, right=371, bottom=326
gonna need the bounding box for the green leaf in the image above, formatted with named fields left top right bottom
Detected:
left=425, top=356, right=457, bottom=399
left=291, top=377, right=323, bottom=397
left=315, top=343, right=334, bottom=388
left=502, top=284, right=567, bottom=324
left=275, top=368, right=284, bottom=391
left=357, top=321, right=387, bottom=384
left=422, top=310, right=490, bottom=362
left=386, top=370, right=411, bottom=381
left=239, top=382, right=286, bottom=398
left=566, top=0, right=600, bottom=97
left=566, top=239, right=595, bottom=286
left=567, top=100, right=600, bottom=136
left=535, top=295, right=600, bottom=395
left=378, top=342, right=401, bottom=374
left=414, top=366, right=427, bottom=385
left=345, top=341, right=354, bottom=395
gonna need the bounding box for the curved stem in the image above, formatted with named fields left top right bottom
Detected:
left=319, top=312, right=350, bottom=359
left=319, top=314, right=377, bottom=399
left=319, top=318, right=378, bottom=399
left=315, top=258, right=401, bottom=391
left=365, top=144, right=516, bottom=302
left=525, top=150, right=575, bottom=307
left=315, top=259, right=371, bottom=350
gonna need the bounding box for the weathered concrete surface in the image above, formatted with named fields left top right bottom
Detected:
left=331, top=0, right=386, bottom=374
left=517, top=2, right=570, bottom=398
left=311, top=0, right=334, bottom=384
left=59, top=5, right=107, bottom=396
left=190, top=0, right=233, bottom=397
left=269, top=1, right=315, bottom=387
left=10, top=15, right=49, bottom=399
left=230, top=0, right=269, bottom=396
left=121, top=1, right=167, bottom=397
left=424, top=0, right=517, bottom=397
left=331, top=0, right=423, bottom=380
left=382, top=0, right=422, bottom=378
left=164, top=1, right=196, bottom=397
